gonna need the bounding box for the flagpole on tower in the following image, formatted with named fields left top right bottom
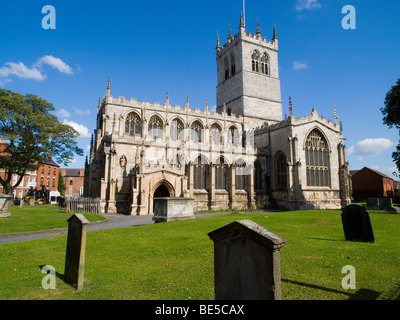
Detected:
left=243, top=0, right=246, bottom=26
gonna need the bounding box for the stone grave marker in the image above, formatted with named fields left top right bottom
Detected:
left=64, top=214, right=89, bottom=290
left=208, top=220, right=286, bottom=300
left=341, top=204, right=375, bottom=243
left=379, top=198, right=393, bottom=211
left=153, top=197, right=195, bottom=223
left=366, top=198, right=379, bottom=211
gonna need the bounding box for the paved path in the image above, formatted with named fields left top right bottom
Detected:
left=0, top=214, right=154, bottom=245
left=0, top=211, right=268, bottom=245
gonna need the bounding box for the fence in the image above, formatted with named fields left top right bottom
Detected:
left=66, top=197, right=101, bottom=215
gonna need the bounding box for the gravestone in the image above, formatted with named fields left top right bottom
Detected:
left=366, top=198, right=379, bottom=211
left=341, top=204, right=375, bottom=243
left=0, top=194, right=12, bottom=218
left=379, top=198, right=393, bottom=211
left=64, top=214, right=89, bottom=290
left=208, top=220, right=286, bottom=300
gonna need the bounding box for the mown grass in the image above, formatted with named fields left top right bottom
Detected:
left=0, top=205, right=107, bottom=234
left=0, top=209, right=399, bottom=300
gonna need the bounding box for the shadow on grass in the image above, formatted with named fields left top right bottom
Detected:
left=282, top=278, right=381, bottom=300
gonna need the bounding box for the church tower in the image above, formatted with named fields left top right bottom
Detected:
left=216, top=15, right=282, bottom=128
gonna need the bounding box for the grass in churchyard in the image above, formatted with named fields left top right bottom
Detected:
left=0, top=205, right=107, bottom=234
left=0, top=209, right=399, bottom=300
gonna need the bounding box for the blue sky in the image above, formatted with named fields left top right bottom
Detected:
left=1, top=0, right=399, bottom=178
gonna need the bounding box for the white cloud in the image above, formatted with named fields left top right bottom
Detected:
left=35, top=55, right=73, bottom=75
left=296, top=0, right=322, bottom=11
left=293, top=61, right=308, bottom=70
left=63, top=120, right=91, bottom=138
left=0, top=62, right=46, bottom=81
left=73, top=107, right=91, bottom=116
left=0, top=55, right=73, bottom=84
left=57, top=108, right=71, bottom=118
left=348, top=138, right=394, bottom=157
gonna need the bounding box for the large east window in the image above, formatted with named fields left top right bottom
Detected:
left=305, top=129, right=330, bottom=187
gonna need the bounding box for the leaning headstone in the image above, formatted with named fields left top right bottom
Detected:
left=341, top=204, right=375, bottom=243
left=366, top=198, right=379, bottom=211
left=0, top=194, right=13, bottom=218
left=64, top=214, right=89, bottom=290
left=379, top=198, right=393, bottom=211
left=208, top=220, right=286, bottom=300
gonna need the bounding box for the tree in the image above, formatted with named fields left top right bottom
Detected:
left=381, top=78, right=400, bottom=171
left=58, top=171, right=66, bottom=197
left=0, top=88, right=83, bottom=195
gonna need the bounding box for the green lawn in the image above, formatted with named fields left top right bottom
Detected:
left=0, top=209, right=399, bottom=300
left=0, top=205, right=107, bottom=234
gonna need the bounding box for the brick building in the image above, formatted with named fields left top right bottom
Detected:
left=351, top=167, right=395, bottom=201
left=60, top=168, right=85, bottom=198
left=0, top=138, right=60, bottom=200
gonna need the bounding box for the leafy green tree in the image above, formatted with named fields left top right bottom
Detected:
left=381, top=79, right=400, bottom=172
left=58, top=171, right=66, bottom=197
left=0, top=88, right=83, bottom=194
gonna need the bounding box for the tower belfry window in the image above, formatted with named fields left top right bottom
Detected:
left=261, top=53, right=269, bottom=75
left=224, top=59, right=230, bottom=80
left=231, top=54, right=236, bottom=76
left=252, top=51, right=260, bottom=72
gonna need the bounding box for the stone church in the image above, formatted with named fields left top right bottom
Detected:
left=84, top=14, right=352, bottom=215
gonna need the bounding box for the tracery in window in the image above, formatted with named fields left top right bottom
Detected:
left=125, top=112, right=142, bottom=138
left=252, top=50, right=259, bottom=72
left=305, top=129, right=330, bottom=187
left=215, top=157, right=228, bottom=190
left=148, top=115, right=163, bottom=140
left=170, top=118, right=184, bottom=141
left=210, top=123, right=222, bottom=145
left=193, top=155, right=208, bottom=190
left=191, top=121, right=204, bottom=143
left=235, top=159, right=248, bottom=191
left=275, top=152, right=287, bottom=189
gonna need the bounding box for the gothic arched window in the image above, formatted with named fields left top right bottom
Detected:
left=125, top=112, right=142, bottom=138
left=229, top=126, right=239, bottom=146
left=275, top=152, right=287, bottom=189
left=224, top=59, right=230, bottom=80
left=191, top=121, right=204, bottom=143
left=252, top=51, right=260, bottom=72
left=254, top=160, right=263, bottom=191
left=305, top=129, right=330, bottom=187
left=170, top=118, right=184, bottom=141
left=148, top=115, right=163, bottom=140
left=235, top=159, right=248, bottom=191
left=193, top=155, right=208, bottom=190
left=210, top=123, right=222, bottom=145
left=261, top=53, right=269, bottom=75
left=231, top=54, right=236, bottom=76
left=215, top=157, right=228, bottom=190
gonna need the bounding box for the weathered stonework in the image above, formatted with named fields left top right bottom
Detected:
left=84, top=15, right=352, bottom=215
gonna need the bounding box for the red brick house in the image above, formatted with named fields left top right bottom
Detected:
left=60, top=168, right=85, bottom=198
left=0, top=138, right=60, bottom=201
left=350, top=167, right=395, bottom=201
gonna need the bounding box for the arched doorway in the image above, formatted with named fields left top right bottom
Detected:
left=151, top=180, right=175, bottom=215
left=154, top=184, right=171, bottom=198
